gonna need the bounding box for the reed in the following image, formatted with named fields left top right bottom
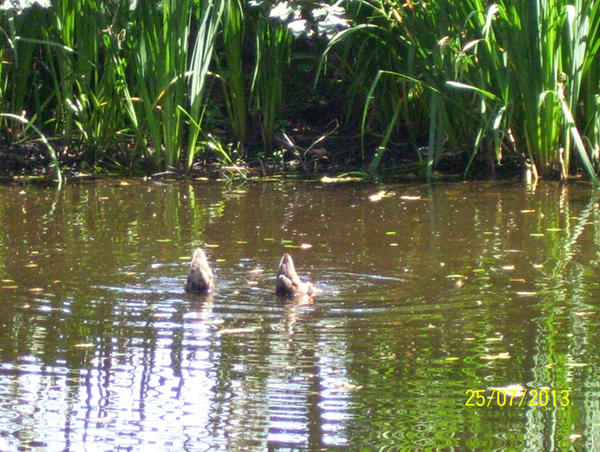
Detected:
left=1, top=1, right=139, bottom=170
left=456, top=0, right=600, bottom=183
left=1, top=4, right=54, bottom=132
left=219, top=0, right=248, bottom=154
left=130, top=0, right=193, bottom=170
left=252, top=16, right=290, bottom=155
left=2, top=0, right=600, bottom=181
left=322, top=0, right=486, bottom=176
left=1, top=113, right=63, bottom=187
left=187, top=0, right=226, bottom=169
left=324, top=0, right=600, bottom=181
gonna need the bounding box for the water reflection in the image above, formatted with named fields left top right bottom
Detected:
left=0, top=180, right=599, bottom=450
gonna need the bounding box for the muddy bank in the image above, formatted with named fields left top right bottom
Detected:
left=0, top=138, right=524, bottom=183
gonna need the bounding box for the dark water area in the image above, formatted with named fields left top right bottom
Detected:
left=1, top=178, right=600, bottom=451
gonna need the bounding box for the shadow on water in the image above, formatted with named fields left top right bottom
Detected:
left=1, top=179, right=600, bottom=450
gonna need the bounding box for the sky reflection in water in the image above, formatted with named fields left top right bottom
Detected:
left=0, top=180, right=599, bottom=451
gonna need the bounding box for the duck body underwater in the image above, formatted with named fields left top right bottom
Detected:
left=184, top=247, right=215, bottom=294
left=275, top=253, right=320, bottom=298
left=184, top=248, right=320, bottom=298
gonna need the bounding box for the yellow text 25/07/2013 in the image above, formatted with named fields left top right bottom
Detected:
left=465, top=388, right=570, bottom=407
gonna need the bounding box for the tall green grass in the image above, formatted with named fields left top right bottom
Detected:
left=0, top=113, right=63, bottom=186
left=187, top=0, right=226, bottom=169
left=219, top=0, right=247, bottom=153
left=1, top=0, right=226, bottom=174
left=325, top=0, right=600, bottom=183
left=323, top=0, right=491, bottom=178
left=3, top=0, right=600, bottom=182
left=0, top=0, right=297, bottom=174
left=253, top=21, right=290, bottom=154
left=1, top=1, right=140, bottom=171
left=131, top=0, right=194, bottom=170
left=455, top=0, right=600, bottom=184
left=48, top=1, right=136, bottom=166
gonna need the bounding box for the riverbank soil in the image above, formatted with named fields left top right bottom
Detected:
left=0, top=135, right=523, bottom=182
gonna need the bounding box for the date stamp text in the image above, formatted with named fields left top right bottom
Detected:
left=465, top=389, right=570, bottom=407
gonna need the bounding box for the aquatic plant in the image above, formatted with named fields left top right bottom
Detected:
left=0, top=113, right=63, bottom=186
left=2, top=0, right=600, bottom=182
left=323, top=0, right=600, bottom=183
left=219, top=0, right=248, bottom=154
left=0, top=0, right=225, bottom=173
left=186, top=0, right=226, bottom=169
left=472, top=0, right=600, bottom=183
left=130, top=0, right=195, bottom=170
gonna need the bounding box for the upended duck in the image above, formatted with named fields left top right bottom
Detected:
left=276, top=253, right=320, bottom=297
left=184, top=247, right=215, bottom=294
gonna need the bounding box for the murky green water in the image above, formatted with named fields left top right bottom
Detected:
left=1, top=178, right=599, bottom=451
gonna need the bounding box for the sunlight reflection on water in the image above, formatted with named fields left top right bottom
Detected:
left=1, top=180, right=600, bottom=451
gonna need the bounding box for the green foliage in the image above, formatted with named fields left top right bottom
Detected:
left=131, top=0, right=193, bottom=170
left=0, top=0, right=224, bottom=174
left=0, top=113, right=63, bottom=187
left=324, top=0, right=600, bottom=182
left=252, top=18, right=291, bottom=154
left=219, top=0, right=247, bottom=153
left=455, top=0, right=600, bottom=184
left=3, top=0, right=600, bottom=182
left=0, top=0, right=345, bottom=174
left=187, top=0, right=226, bottom=168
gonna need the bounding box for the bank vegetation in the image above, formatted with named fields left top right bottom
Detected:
left=1, top=0, right=600, bottom=186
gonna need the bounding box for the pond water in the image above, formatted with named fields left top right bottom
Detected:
left=0, top=178, right=599, bottom=451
